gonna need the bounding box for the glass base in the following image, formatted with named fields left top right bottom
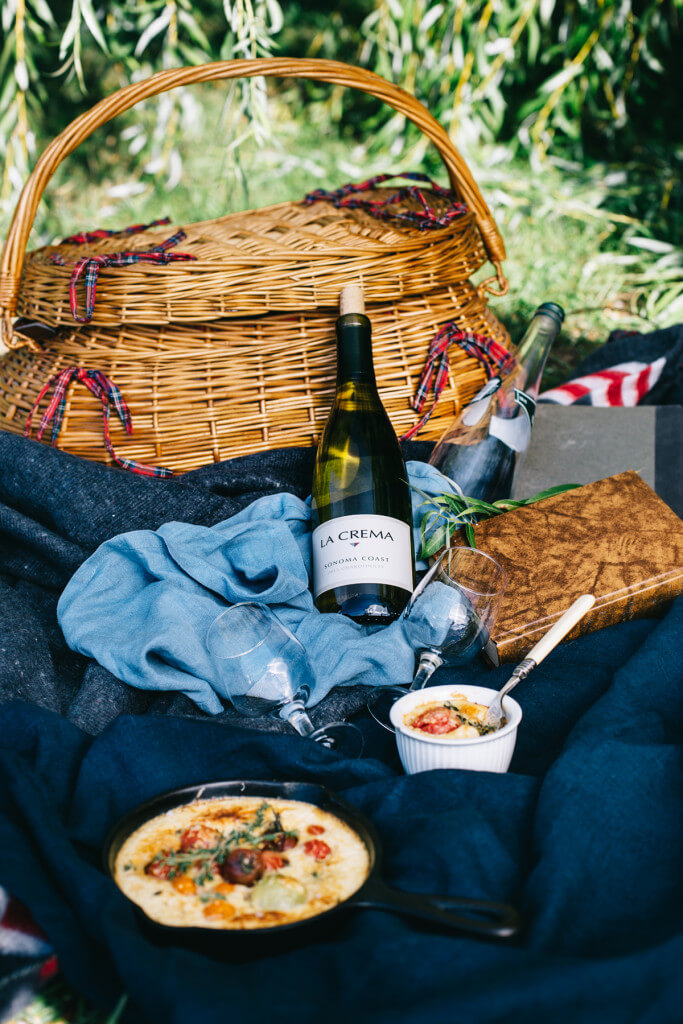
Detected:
left=366, top=686, right=409, bottom=733
left=309, top=722, right=364, bottom=759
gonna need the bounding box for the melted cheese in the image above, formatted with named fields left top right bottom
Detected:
left=403, top=692, right=491, bottom=739
left=114, top=796, right=370, bottom=930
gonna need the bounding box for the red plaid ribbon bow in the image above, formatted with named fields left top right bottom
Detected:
left=24, top=367, right=173, bottom=478
left=50, top=230, right=196, bottom=323
left=401, top=323, right=516, bottom=440
left=304, top=172, right=468, bottom=230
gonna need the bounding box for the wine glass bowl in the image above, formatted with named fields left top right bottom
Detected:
left=367, top=547, right=507, bottom=732
left=411, top=546, right=506, bottom=658
left=206, top=603, right=311, bottom=719
left=206, top=602, right=364, bottom=757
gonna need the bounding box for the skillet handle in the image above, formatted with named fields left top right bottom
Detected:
left=352, top=878, right=520, bottom=940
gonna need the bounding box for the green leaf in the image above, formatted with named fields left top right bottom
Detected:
left=15, top=60, right=29, bottom=91
left=79, top=0, right=108, bottom=52
left=29, top=0, right=56, bottom=25
left=135, top=8, right=171, bottom=55
left=177, top=40, right=210, bottom=64
left=178, top=9, right=212, bottom=51
left=59, top=11, right=78, bottom=60
left=628, top=237, right=675, bottom=254
left=0, top=39, right=16, bottom=102
left=527, top=15, right=541, bottom=65
left=265, top=0, right=284, bottom=34
left=518, top=483, right=581, bottom=503
left=420, top=524, right=450, bottom=559
left=419, top=4, right=445, bottom=34
left=105, top=994, right=129, bottom=1024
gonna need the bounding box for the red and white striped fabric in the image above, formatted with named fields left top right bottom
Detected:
left=539, top=356, right=667, bottom=406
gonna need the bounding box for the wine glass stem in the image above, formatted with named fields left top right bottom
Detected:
left=409, top=650, right=443, bottom=691
left=283, top=703, right=315, bottom=737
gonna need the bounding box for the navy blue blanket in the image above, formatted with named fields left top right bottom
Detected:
left=0, top=417, right=682, bottom=1024
left=0, top=595, right=681, bottom=1024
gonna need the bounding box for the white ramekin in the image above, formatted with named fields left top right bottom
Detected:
left=390, top=683, right=522, bottom=774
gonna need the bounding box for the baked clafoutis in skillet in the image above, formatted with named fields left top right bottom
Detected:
left=114, top=793, right=370, bottom=930
left=106, top=781, right=520, bottom=940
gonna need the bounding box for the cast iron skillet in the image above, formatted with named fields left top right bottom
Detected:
left=104, top=779, right=520, bottom=947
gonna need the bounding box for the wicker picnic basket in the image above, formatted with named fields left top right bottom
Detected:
left=0, top=59, right=510, bottom=474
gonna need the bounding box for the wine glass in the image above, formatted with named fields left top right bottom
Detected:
left=367, top=547, right=507, bottom=731
left=206, top=602, right=364, bottom=758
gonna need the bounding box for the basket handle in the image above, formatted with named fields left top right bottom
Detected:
left=0, top=58, right=507, bottom=330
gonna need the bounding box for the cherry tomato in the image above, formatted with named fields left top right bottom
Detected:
left=171, top=875, right=197, bottom=895
left=307, top=825, right=325, bottom=835
left=303, top=839, right=331, bottom=860
left=262, top=852, right=289, bottom=871
left=220, top=847, right=264, bottom=885
left=144, top=852, right=173, bottom=879
left=179, top=824, right=221, bottom=852
left=411, top=707, right=460, bottom=735
left=202, top=900, right=236, bottom=920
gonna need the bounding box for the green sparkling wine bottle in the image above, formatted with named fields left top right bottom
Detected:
left=311, top=284, right=415, bottom=624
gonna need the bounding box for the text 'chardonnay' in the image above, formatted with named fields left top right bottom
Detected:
left=311, top=284, right=415, bottom=624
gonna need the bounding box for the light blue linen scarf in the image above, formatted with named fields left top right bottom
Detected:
left=58, top=461, right=457, bottom=714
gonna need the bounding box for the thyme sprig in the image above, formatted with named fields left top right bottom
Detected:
left=444, top=702, right=496, bottom=737
left=414, top=483, right=580, bottom=557
left=146, top=801, right=298, bottom=878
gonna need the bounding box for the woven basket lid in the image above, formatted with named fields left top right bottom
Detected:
left=16, top=187, right=487, bottom=328
left=1, top=59, right=508, bottom=348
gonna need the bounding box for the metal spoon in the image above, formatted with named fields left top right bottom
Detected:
left=482, top=594, right=596, bottom=730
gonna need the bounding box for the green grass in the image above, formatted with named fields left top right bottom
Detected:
left=3, top=93, right=678, bottom=389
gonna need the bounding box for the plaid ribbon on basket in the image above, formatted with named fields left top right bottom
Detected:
left=401, top=323, right=516, bottom=440
left=304, top=172, right=468, bottom=230
left=50, top=229, right=196, bottom=324
left=24, top=367, right=174, bottom=478
left=60, top=216, right=171, bottom=246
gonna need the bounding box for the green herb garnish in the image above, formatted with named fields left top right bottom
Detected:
left=414, top=483, right=580, bottom=557
left=199, top=892, right=226, bottom=903
left=444, top=701, right=496, bottom=736
left=146, top=801, right=299, bottom=877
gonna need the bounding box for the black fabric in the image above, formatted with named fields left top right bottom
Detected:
left=0, top=430, right=432, bottom=734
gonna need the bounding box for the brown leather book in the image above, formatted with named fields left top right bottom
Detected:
left=475, top=470, right=683, bottom=664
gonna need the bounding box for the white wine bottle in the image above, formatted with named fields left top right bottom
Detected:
left=429, top=302, right=565, bottom=502
left=311, top=284, right=415, bottom=624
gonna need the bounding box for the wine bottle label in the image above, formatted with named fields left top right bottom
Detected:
left=461, top=377, right=502, bottom=426
left=489, top=389, right=536, bottom=453
left=312, top=514, right=413, bottom=598
left=513, top=387, right=536, bottom=425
